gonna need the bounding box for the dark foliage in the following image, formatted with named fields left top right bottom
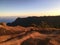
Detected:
left=7, top=16, right=60, bottom=28
left=21, top=38, right=51, bottom=45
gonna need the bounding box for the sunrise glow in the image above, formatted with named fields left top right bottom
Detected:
left=0, top=0, right=60, bottom=16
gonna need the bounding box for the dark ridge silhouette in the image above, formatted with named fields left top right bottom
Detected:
left=7, top=16, right=60, bottom=28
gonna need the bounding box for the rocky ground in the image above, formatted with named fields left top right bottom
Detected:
left=0, top=25, right=60, bottom=45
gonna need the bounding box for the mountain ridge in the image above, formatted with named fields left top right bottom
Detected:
left=7, top=16, right=60, bottom=28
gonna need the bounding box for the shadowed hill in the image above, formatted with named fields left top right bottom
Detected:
left=7, top=16, right=60, bottom=28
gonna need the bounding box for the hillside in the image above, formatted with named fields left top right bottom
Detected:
left=0, top=23, right=60, bottom=45
left=0, top=16, right=60, bottom=45
left=7, top=16, right=60, bottom=28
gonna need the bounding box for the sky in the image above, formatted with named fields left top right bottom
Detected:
left=0, top=0, right=60, bottom=17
